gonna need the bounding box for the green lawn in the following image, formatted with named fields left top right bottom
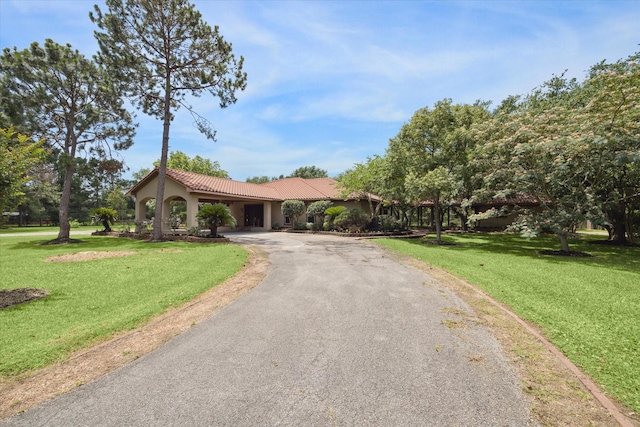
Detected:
left=0, top=235, right=247, bottom=376
left=0, top=225, right=97, bottom=234
left=376, top=233, right=640, bottom=413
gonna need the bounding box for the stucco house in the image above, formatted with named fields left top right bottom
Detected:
left=126, top=168, right=380, bottom=232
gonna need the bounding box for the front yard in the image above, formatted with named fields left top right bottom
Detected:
left=0, top=235, right=247, bottom=377
left=376, top=233, right=640, bottom=415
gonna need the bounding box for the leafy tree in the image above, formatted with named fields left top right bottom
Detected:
left=106, top=185, right=130, bottom=220
left=19, top=161, right=60, bottom=226
left=246, top=175, right=284, bottom=184
left=472, top=74, right=599, bottom=252
left=153, top=150, right=229, bottom=178
left=281, top=200, right=305, bottom=227
left=0, top=128, right=45, bottom=226
left=0, top=39, right=135, bottom=241
left=90, top=207, right=118, bottom=232
left=196, top=203, right=236, bottom=237
left=580, top=52, right=640, bottom=244
left=387, top=99, right=458, bottom=242
left=288, top=166, right=328, bottom=179
left=306, top=200, right=333, bottom=223
left=337, top=155, right=387, bottom=217
left=91, top=0, right=247, bottom=241
left=132, top=168, right=152, bottom=181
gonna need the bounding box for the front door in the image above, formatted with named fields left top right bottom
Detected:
left=244, top=204, right=264, bottom=227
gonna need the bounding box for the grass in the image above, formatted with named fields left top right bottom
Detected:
left=0, top=225, right=97, bottom=234
left=0, top=235, right=248, bottom=377
left=376, top=233, right=640, bottom=413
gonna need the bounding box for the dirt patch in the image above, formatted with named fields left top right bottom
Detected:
left=44, top=251, right=138, bottom=263
left=0, top=288, right=50, bottom=310
left=0, top=245, right=269, bottom=419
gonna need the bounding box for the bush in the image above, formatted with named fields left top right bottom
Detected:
left=335, top=208, right=369, bottom=232
left=89, top=207, right=118, bottom=232
left=196, top=203, right=236, bottom=237
left=282, top=200, right=305, bottom=226
left=69, top=219, right=81, bottom=228
left=272, top=222, right=281, bottom=230
left=311, top=222, right=323, bottom=231
left=369, top=215, right=404, bottom=232
left=293, top=222, right=308, bottom=230
left=324, top=206, right=346, bottom=231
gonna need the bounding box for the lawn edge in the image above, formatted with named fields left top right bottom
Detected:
left=0, top=244, right=269, bottom=420
left=377, top=243, right=638, bottom=427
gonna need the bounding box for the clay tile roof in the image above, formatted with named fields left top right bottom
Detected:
left=262, top=177, right=342, bottom=200
left=128, top=168, right=375, bottom=201
left=165, top=168, right=281, bottom=200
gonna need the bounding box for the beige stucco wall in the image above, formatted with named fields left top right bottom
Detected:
left=269, top=200, right=373, bottom=228
left=134, top=175, right=195, bottom=231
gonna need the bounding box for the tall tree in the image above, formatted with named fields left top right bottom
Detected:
left=91, top=0, right=247, bottom=241
left=288, top=165, right=328, bottom=179
left=472, top=74, right=599, bottom=252
left=0, top=40, right=135, bottom=241
left=153, top=150, right=229, bottom=178
left=387, top=99, right=458, bottom=242
left=581, top=52, right=640, bottom=244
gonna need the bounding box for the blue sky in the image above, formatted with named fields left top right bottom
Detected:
left=1, top=0, right=639, bottom=181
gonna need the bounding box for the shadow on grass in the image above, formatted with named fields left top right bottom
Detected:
left=396, top=233, right=640, bottom=275
left=6, top=236, right=180, bottom=252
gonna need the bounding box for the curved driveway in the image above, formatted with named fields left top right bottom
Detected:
left=2, top=232, right=534, bottom=426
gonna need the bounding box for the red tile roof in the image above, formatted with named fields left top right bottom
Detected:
left=127, top=168, right=378, bottom=202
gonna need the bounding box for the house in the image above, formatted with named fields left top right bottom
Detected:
left=126, top=168, right=380, bottom=232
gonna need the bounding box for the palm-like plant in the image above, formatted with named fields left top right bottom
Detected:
left=90, top=207, right=118, bottom=232
left=196, top=203, right=237, bottom=237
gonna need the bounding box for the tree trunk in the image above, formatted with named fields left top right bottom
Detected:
left=608, top=209, right=627, bottom=245
left=558, top=233, right=570, bottom=253
left=434, top=194, right=442, bottom=243
left=57, top=163, right=75, bottom=241
left=151, top=69, right=173, bottom=241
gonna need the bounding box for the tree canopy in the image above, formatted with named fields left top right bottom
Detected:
left=0, top=39, right=135, bottom=241
left=0, top=128, right=45, bottom=225
left=91, top=0, right=247, bottom=240
left=288, top=166, right=328, bottom=179
left=153, top=151, right=229, bottom=178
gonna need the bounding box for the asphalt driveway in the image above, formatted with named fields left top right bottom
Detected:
left=1, top=232, right=534, bottom=426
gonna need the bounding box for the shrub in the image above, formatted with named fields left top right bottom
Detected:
left=335, top=208, right=369, bottom=232
left=186, top=226, right=201, bottom=236
left=69, top=219, right=81, bottom=229
left=281, top=200, right=305, bottom=226
left=89, top=207, right=118, bottom=232
left=293, top=222, right=308, bottom=230
left=369, top=215, right=404, bottom=232
left=324, top=206, right=346, bottom=231
left=311, top=222, right=323, bottom=231
left=307, top=200, right=333, bottom=223
left=196, top=203, right=236, bottom=237
left=272, top=222, right=281, bottom=230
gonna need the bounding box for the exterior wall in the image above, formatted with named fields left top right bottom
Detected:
left=270, top=200, right=373, bottom=228
left=133, top=176, right=194, bottom=231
